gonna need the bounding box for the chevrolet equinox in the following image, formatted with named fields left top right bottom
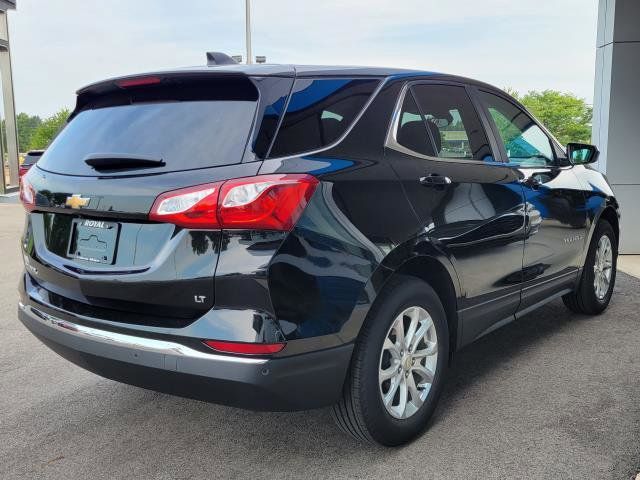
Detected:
left=18, top=54, right=619, bottom=446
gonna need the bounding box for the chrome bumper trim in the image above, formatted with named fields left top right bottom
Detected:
left=18, top=301, right=267, bottom=366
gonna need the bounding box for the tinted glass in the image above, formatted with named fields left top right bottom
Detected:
left=268, top=78, right=380, bottom=158
left=23, top=151, right=43, bottom=166
left=480, top=91, right=554, bottom=166
left=411, top=85, right=494, bottom=161
left=37, top=100, right=257, bottom=176
left=395, top=90, right=436, bottom=156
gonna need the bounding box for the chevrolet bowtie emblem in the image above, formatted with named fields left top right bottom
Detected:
left=65, top=194, right=90, bottom=209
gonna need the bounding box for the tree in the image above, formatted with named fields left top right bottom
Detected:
left=28, top=108, right=70, bottom=150
left=506, top=89, right=592, bottom=145
left=16, top=113, right=42, bottom=152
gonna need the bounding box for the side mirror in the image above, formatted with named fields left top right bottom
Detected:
left=567, top=143, right=599, bottom=165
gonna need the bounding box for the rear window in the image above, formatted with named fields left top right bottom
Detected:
left=268, top=78, right=380, bottom=158
left=23, top=151, right=44, bottom=166
left=37, top=78, right=258, bottom=176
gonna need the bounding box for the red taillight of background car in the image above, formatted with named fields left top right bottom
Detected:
left=202, top=339, right=286, bottom=355
left=149, top=174, right=319, bottom=231
left=19, top=174, right=35, bottom=212
left=18, top=165, right=31, bottom=178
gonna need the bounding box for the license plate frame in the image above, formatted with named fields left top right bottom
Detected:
left=68, top=218, right=119, bottom=265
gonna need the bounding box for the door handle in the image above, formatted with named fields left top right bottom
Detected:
left=420, top=174, right=452, bottom=187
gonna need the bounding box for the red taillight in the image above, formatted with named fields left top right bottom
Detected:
left=19, top=174, right=35, bottom=212
left=116, top=76, right=162, bottom=88
left=218, top=174, right=318, bottom=230
left=149, top=182, right=222, bottom=229
left=203, top=339, right=286, bottom=355
left=149, top=174, right=318, bottom=231
left=18, top=165, right=30, bottom=178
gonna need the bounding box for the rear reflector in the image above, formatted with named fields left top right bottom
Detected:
left=203, top=340, right=286, bottom=355
left=149, top=174, right=318, bottom=230
left=116, top=76, right=162, bottom=88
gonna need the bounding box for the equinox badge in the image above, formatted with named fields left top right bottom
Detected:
left=65, top=194, right=90, bottom=209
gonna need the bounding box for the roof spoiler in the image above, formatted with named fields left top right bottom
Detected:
left=206, top=52, right=238, bottom=66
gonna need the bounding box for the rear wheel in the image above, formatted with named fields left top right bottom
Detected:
left=563, top=219, right=617, bottom=314
left=332, top=276, right=449, bottom=446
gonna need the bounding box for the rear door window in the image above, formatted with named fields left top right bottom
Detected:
left=37, top=78, right=259, bottom=176
left=268, top=78, right=380, bottom=158
left=395, top=90, right=436, bottom=157
left=410, top=84, right=494, bottom=162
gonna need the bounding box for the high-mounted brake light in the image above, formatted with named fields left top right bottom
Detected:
left=148, top=174, right=319, bottom=231
left=203, top=339, right=286, bottom=355
left=116, top=76, right=162, bottom=88
left=19, top=174, right=35, bottom=212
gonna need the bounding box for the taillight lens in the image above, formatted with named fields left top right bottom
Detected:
left=149, top=174, right=318, bottom=231
left=149, top=182, right=222, bottom=228
left=18, top=165, right=30, bottom=178
left=218, top=174, right=318, bottom=230
left=19, top=174, right=35, bottom=212
left=203, top=339, right=286, bottom=355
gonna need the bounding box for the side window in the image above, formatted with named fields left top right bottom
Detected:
left=480, top=91, right=554, bottom=166
left=395, top=89, right=436, bottom=156
left=268, top=78, right=380, bottom=158
left=411, top=84, right=494, bottom=161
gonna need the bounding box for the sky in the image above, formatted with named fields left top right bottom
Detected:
left=8, top=0, right=599, bottom=118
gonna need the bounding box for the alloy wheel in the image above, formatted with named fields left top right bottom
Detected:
left=593, top=234, right=613, bottom=300
left=378, top=306, right=438, bottom=419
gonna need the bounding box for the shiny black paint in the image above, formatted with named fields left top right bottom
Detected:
left=18, top=66, right=620, bottom=411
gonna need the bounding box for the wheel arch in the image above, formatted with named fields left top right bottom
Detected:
left=339, top=250, right=462, bottom=365
left=599, top=206, right=620, bottom=247
left=393, top=256, right=460, bottom=363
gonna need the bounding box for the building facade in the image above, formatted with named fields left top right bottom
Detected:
left=593, top=0, right=640, bottom=253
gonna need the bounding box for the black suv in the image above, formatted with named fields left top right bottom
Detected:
left=18, top=59, right=619, bottom=446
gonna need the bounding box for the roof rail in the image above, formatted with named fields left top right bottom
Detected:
left=206, top=52, right=238, bottom=66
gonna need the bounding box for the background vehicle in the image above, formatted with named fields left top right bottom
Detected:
left=19, top=149, right=44, bottom=178
left=17, top=57, right=619, bottom=446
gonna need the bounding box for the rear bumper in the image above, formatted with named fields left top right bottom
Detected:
left=18, top=301, right=353, bottom=411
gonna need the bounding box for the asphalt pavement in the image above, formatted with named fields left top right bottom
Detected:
left=1, top=203, right=638, bottom=479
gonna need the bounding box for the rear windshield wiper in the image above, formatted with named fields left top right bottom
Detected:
left=84, top=153, right=165, bottom=170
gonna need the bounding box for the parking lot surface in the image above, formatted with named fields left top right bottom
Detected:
left=1, top=203, right=638, bottom=479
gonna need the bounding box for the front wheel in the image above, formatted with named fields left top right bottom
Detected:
left=563, top=219, right=617, bottom=315
left=332, top=276, right=449, bottom=446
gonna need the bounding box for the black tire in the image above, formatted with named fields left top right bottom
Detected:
left=563, top=219, right=617, bottom=315
left=331, top=276, right=449, bottom=446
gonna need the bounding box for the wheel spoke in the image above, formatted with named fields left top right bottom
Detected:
left=409, top=317, right=433, bottom=353
left=404, top=307, right=419, bottom=350
left=380, top=364, right=398, bottom=382
left=396, top=377, right=408, bottom=417
left=383, top=337, right=401, bottom=360
left=406, top=373, right=423, bottom=407
left=392, top=318, right=404, bottom=352
left=413, top=340, right=437, bottom=358
left=412, top=364, right=435, bottom=384
left=384, top=375, right=401, bottom=407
